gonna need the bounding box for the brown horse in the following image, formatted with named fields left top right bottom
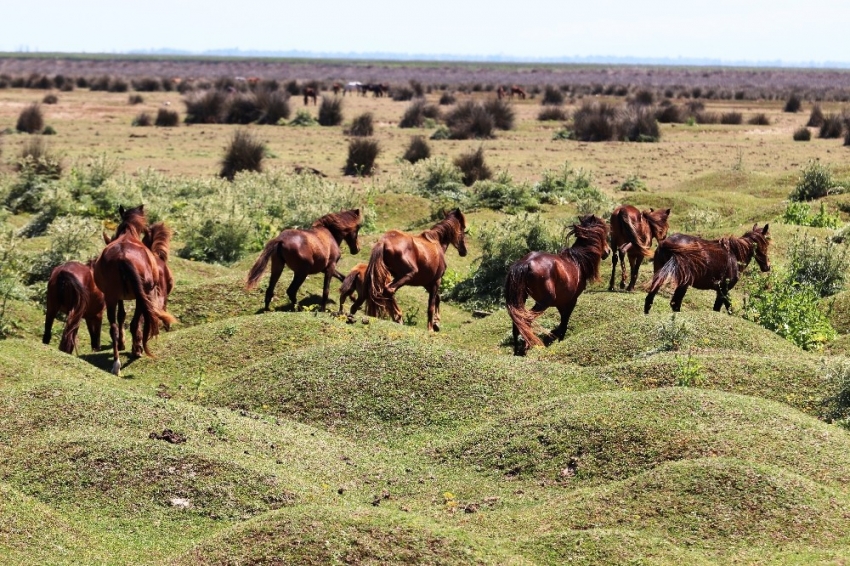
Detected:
left=332, top=82, right=342, bottom=95
left=644, top=224, right=770, bottom=314
left=303, top=87, right=317, bottom=105
left=365, top=209, right=467, bottom=331
left=496, top=86, right=506, bottom=100
left=339, top=263, right=368, bottom=315
left=510, top=85, right=527, bottom=99
left=94, top=205, right=177, bottom=375
left=246, top=209, right=363, bottom=311
left=505, top=215, right=611, bottom=356
left=609, top=205, right=671, bottom=292
left=43, top=261, right=105, bottom=355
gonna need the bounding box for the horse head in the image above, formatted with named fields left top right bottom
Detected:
left=574, top=215, right=611, bottom=259
left=115, top=204, right=148, bottom=239
left=448, top=208, right=468, bottom=257
left=645, top=208, right=672, bottom=242
left=748, top=223, right=771, bottom=272
left=316, top=209, right=363, bottom=254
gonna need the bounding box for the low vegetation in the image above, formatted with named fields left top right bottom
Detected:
left=219, top=129, right=265, bottom=180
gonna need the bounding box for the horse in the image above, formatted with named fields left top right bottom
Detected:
left=332, top=82, right=342, bottom=95
left=505, top=215, right=611, bottom=356
left=497, top=86, right=506, bottom=100
left=93, top=205, right=177, bottom=375
left=43, top=261, right=105, bottom=355
left=365, top=208, right=467, bottom=332
left=609, top=206, right=671, bottom=292
left=303, top=87, right=317, bottom=105
left=339, top=263, right=368, bottom=315
left=510, top=85, right=527, bottom=99
left=644, top=224, right=770, bottom=314
left=344, top=82, right=361, bottom=96
left=246, top=209, right=363, bottom=311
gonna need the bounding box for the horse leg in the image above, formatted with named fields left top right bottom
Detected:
left=320, top=270, right=333, bottom=311
left=644, top=289, right=657, bottom=314
left=715, top=279, right=734, bottom=313
left=608, top=252, right=618, bottom=291
left=350, top=294, right=366, bottom=315
left=42, top=304, right=57, bottom=345
left=262, top=257, right=284, bottom=311
left=87, top=314, right=102, bottom=351
left=130, top=303, right=143, bottom=358
left=670, top=285, right=689, bottom=312
left=286, top=272, right=308, bottom=309
left=512, top=323, right=521, bottom=355
left=434, top=289, right=442, bottom=332
left=388, top=296, right=403, bottom=324
left=627, top=254, right=644, bottom=292
left=117, top=301, right=127, bottom=350
left=619, top=245, right=630, bottom=289
left=426, top=283, right=441, bottom=332
left=107, top=303, right=121, bottom=375
left=552, top=298, right=578, bottom=342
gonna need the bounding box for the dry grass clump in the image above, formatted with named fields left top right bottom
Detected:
left=655, top=103, right=685, bottom=123
left=220, top=130, right=265, bottom=180
left=318, top=96, right=344, bottom=126
left=399, top=100, right=441, bottom=128
left=346, top=112, right=374, bottom=136
left=344, top=138, right=380, bottom=176
left=541, top=85, right=565, bottom=106
left=128, top=94, right=144, bottom=105
left=16, top=137, right=62, bottom=177
left=41, top=93, right=58, bottom=105
left=784, top=94, right=802, bottom=113
left=807, top=105, right=825, bottom=127
left=132, top=112, right=152, bottom=127
left=694, top=112, right=720, bottom=124
left=184, top=90, right=227, bottom=124
left=155, top=108, right=179, bottom=127
left=819, top=114, right=844, bottom=138
left=748, top=113, right=771, bottom=126
left=484, top=98, right=515, bottom=130
left=132, top=77, right=163, bottom=92
left=720, top=112, right=743, bottom=125
left=16, top=103, right=44, bottom=133
left=538, top=106, right=568, bottom=121
left=619, top=106, right=661, bottom=142
left=255, top=89, right=291, bottom=124
left=444, top=101, right=494, bottom=139
left=439, top=91, right=456, bottom=105
left=793, top=127, right=812, bottom=141
left=571, top=101, right=618, bottom=141
left=225, top=93, right=261, bottom=124
left=454, top=146, right=492, bottom=186
left=402, top=136, right=430, bottom=163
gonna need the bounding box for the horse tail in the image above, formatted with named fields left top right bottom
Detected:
left=504, top=261, right=544, bottom=349
left=245, top=238, right=280, bottom=290
left=120, top=262, right=176, bottom=357
left=365, top=242, right=392, bottom=317
left=644, top=241, right=704, bottom=293
left=615, top=208, right=652, bottom=256
left=57, top=271, right=88, bottom=355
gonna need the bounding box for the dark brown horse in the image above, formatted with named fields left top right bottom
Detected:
left=510, top=85, right=527, bottom=99
left=365, top=209, right=467, bottom=331
left=505, top=215, right=611, bottom=356
left=94, top=205, right=177, bottom=375
left=246, top=209, right=363, bottom=311
left=644, top=224, right=770, bottom=314
left=497, top=86, right=506, bottom=100
left=43, top=261, right=105, bottom=355
left=339, top=262, right=368, bottom=315
left=303, top=87, right=317, bottom=105
left=609, top=205, right=671, bottom=292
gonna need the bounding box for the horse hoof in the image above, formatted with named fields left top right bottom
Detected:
left=111, top=360, right=122, bottom=375
left=433, top=324, right=440, bottom=332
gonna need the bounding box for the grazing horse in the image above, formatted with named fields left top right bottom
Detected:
left=505, top=215, right=611, bottom=356
left=303, top=87, right=317, bottom=105
left=365, top=209, right=467, bottom=332
left=246, top=209, right=363, bottom=311
left=644, top=224, right=770, bottom=314
left=93, top=205, right=176, bottom=375
left=43, top=261, right=105, bottom=355
left=339, top=263, right=368, bottom=315
left=609, top=206, right=671, bottom=292
left=510, top=85, right=527, bottom=99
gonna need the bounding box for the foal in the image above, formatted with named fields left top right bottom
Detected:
left=609, top=205, right=670, bottom=292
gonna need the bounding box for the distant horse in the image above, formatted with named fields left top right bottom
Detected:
left=339, top=263, right=368, bottom=315
left=609, top=206, right=671, bottom=292
left=644, top=224, right=770, bottom=314
left=332, top=82, right=343, bottom=95
left=510, top=85, right=527, bottom=99
left=365, top=208, right=467, bottom=331
left=303, top=87, right=317, bottom=105
left=505, top=215, right=611, bottom=356
left=43, top=261, right=105, bottom=355
left=497, top=86, right=506, bottom=100
left=344, top=82, right=361, bottom=96
left=94, top=205, right=176, bottom=375
left=246, top=209, right=363, bottom=311
left=362, top=83, right=387, bottom=98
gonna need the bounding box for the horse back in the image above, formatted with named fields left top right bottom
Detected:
left=520, top=251, right=583, bottom=305
left=48, top=261, right=104, bottom=316
left=277, top=227, right=340, bottom=273
left=655, top=233, right=735, bottom=290
left=380, top=230, right=446, bottom=285
left=94, top=237, right=160, bottom=301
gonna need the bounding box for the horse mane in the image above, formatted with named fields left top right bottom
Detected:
left=642, top=208, right=670, bottom=241
left=560, top=216, right=608, bottom=281
left=721, top=227, right=770, bottom=266
left=421, top=209, right=465, bottom=246
left=113, top=206, right=148, bottom=240
left=143, top=222, right=173, bottom=262
left=313, top=209, right=362, bottom=239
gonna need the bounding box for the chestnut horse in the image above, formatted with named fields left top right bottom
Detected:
left=94, top=205, right=176, bottom=375
left=43, top=261, right=105, bottom=355
left=246, top=209, right=363, bottom=311
left=609, top=206, right=671, bottom=292
left=510, top=85, right=527, bottom=99
left=505, top=215, right=611, bottom=356
left=303, top=87, right=317, bottom=105
left=339, top=263, right=368, bottom=315
left=497, top=86, right=506, bottom=100
left=365, top=208, right=467, bottom=331
left=644, top=224, right=770, bottom=314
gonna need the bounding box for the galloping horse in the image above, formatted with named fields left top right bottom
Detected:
left=510, top=85, right=527, bottom=99
left=339, top=263, right=368, bottom=315
left=365, top=209, right=467, bottom=331
left=505, top=215, right=611, bottom=356
left=644, top=224, right=770, bottom=314
left=246, top=209, right=363, bottom=311
left=609, top=206, right=671, bottom=292
left=303, top=87, right=318, bottom=105
left=93, top=205, right=176, bottom=375
left=43, top=261, right=105, bottom=355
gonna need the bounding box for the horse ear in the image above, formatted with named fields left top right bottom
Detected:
left=763, top=223, right=769, bottom=235
left=752, top=223, right=758, bottom=231
left=118, top=205, right=125, bottom=216
left=139, top=204, right=145, bottom=212
left=665, top=208, right=671, bottom=216
left=650, top=208, right=654, bottom=212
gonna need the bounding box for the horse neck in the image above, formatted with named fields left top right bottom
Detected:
left=423, top=219, right=458, bottom=250
left=721, top=236, right=753, bottom=264
left=561, top=238, right=603, bottom=281
left=313, top=223, right=343, bottom=245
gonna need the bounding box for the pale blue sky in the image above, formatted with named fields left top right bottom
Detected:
left=3, top=0, right=848, bottom=64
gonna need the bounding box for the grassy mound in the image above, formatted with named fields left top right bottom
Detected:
left=0, top=340, right=106, bottom=383
left=209, top=338, right=599, bottom=435
left=441, top=388, right=850, bottom=486
left=169, top=505, right=511, bottom=565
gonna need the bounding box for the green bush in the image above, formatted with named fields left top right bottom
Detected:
left=0, top=230, right=27, bottom=338
left=619, top=174, right=646, bottom=192
left=782, top=201, right=840, bottom=228
left=742, top=272, right=836, bottom=351
left=787, top=234, right=850, bottom=297
left=454, top=146, right=492, bottom=187
left=472, top=171, right=539, bottom=214
left=5, top=153, right=62, bottom=214
left=25, top=216, right=100, bottom=284
left=289, top=109, right=317, bottom=126
left=178, top=216, right=252, bottom=264
left=532, top=163, right=611, bottom=215
left=790, top=160, right=839, bottom=201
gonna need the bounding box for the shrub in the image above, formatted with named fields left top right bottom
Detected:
left=787, top=234, right=850, bottom=297
left=184, top=89, right=227, bottom=124
left=541, top=85, right=564, bottom=106
left=128, top=94, right=144, bottom=105
left=224, top=93, right=261, bottom=124
left=537, top=106, right=567, bottom=121
left=742, top=272, right=836, bottom=350
left=179, top=216, right=251, bottom=264
left=720, top=112, right=743, bottom=125
left=571, top=101, right=618, bottom=141
left=618, top=106, right=660, bottom=142
left=255, top=89, right=290, bottom=124
left=619, top=174, right=646, bottom=192
left=790, top=160, right=838, bottom=201
left=107, top=78, right=129, bottom=93
left=220, top=130, right=265, bottom=181
left=430, top=126, right=451, bottom=140
left=681, top=208, right=721, bottom=232
left=402, top=136, right=430, bottom=163
left=16, top=103, right=44, bottom=133
left=793, top=127, right=812, bottom=141
left=483, top=98, right=515, bottom=130
left=42, top=93, right=58, bottom=105
left=807, top=105, right=825, bottom=127
left=414, top=158, right=467, bottom=204
left=694, top=111, right=720, bottom=124
left=5, top=142, right=63, bottom=214
left=344, top=138, right=380, bottom=176
left=399, top=100, right=429, bottom=128
left=533, top=162, right=611, bottom=215
left=439, top=91, right=456, bottom=105
left=284, top=80, right=300, bottom=96
left=410, top=80, right=424, bottom=98
left=819, top=113, right=844, bottom=138
left=655, top=104, right=684, bottom=123
left=155, top=108, right=179, bottom=127
left=454, top=146, right=492, bottom=187
left=472, top=171, right=538, bottom=213
left=391, top=86, right=414, bottom=101
left=132, top=77, right=162, bottom=92
left=846, top=128, right=850, bottom=147
left=784, top=94, right=802, bottom=113
left=15, top=137, right=62, bottom=177
left=632, top=89, right=655, bottom=106
left=747, top=113, right=770, bottom=126
left=26, top=216, right=100, bottom=284
left=88, top=75, right=111, bottom=91
left=132, top=112, right=152, bottom=127
left=782, top=201, right=840, bottom=228
left=289, top=110, right=317, bottom=126
left=317, top=96, right=343, bottom=126
left=41, top=125, right=56, bottom=135
left=444, top=101, right=494, bottom=139
left=346, top=112, right=374, bottom=136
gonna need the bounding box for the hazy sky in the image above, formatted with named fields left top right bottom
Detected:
left=3, top=0, right=848, bottom=64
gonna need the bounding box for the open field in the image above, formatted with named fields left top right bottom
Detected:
left=3, top=57, right=850, bottom=564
